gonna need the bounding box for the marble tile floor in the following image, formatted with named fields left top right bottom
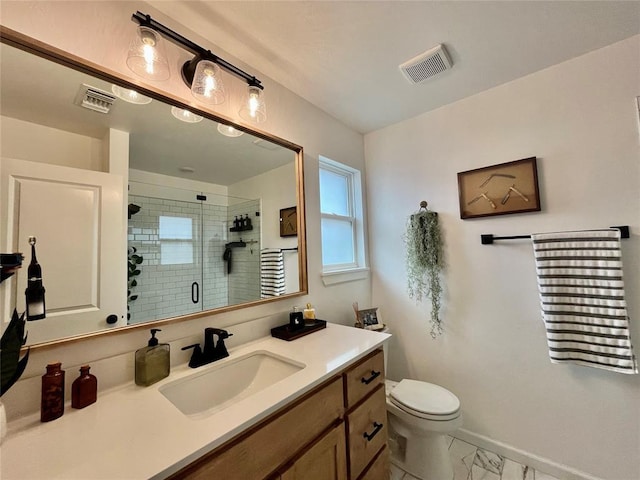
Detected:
left=390, top=436, right=563, bottom=480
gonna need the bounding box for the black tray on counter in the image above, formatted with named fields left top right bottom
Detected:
left=271, top=319, right=327, bottom=341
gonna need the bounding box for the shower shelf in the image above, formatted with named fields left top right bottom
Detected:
left=229, top=226, right=253, bottom=232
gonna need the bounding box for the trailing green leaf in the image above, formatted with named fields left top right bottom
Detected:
left=404, top=211, right=444, bottom=338
left=127, top=246, right=143, bottom=321
left=1, top=309, right=30, bottom=396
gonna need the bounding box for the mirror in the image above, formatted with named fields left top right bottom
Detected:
left=0, top=29, right=307, bottom=347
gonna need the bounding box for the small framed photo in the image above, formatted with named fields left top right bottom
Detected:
left=357, top=307, right=384, bottom=331
left=457, top=157, right=541, bottom=219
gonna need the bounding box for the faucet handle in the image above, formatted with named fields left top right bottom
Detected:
left=207, top=328, right=232, bottom=340
left=182, top=343, right=204, bottom=368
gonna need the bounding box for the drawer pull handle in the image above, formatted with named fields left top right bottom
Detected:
left=361, top=370, right=381, bottom=385
left=363, top=422, right=383, bottom=441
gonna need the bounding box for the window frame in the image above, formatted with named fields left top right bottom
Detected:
left=319, top=156, right=368, bottom=284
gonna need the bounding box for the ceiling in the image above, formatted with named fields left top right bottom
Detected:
left=148, top=1, right=640, bottom=134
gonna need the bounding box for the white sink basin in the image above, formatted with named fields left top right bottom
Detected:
left=159, top=350, right=305, bottom=418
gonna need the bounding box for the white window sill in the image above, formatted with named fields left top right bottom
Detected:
left=321, top=267, right=370, bottom=286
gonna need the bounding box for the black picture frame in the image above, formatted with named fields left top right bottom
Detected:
left=457, top=157, right=541, bottom=219
left=279, top=206, right=297, bottom=237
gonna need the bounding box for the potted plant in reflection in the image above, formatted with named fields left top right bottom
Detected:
left=127, top=246, right=143, bottom=321
left=0, top=309, right=30, bottom=442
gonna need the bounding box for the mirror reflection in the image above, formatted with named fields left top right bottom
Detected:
left=0, top=37, right=305, bottom=346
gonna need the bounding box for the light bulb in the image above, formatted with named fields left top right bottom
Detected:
left=191, top=60, right=225, bottom=105
left=217, top=123, right=244, bottom=137
left=111, top=85, right=152, bottom=105
left=239, top=85, right=266, bottom=123
left=126, top=26, right=170, bottom=81
left=170, top=107, right=203, bottom=123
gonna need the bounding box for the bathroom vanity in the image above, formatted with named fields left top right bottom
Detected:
left=1, top=324, right=390, bottom=479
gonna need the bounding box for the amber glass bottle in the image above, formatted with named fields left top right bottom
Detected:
left=71, top=365, right=97, bottom=409
left=41, top=362, right=65, bottom=422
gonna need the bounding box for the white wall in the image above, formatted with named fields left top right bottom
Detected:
left=0, top=1, right=369, bottom=419
left=1, top=116, right=104, bottom=170
left=365, top=36, right=640, bottom=479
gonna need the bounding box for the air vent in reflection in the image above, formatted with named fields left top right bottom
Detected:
left=74, top=84, right=116, bottom=114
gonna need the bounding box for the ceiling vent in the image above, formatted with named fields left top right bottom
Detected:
left=74, top=84, right=116, bottom=114
left=399, top=44, right=452, bottom=85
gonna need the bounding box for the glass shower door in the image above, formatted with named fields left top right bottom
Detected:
left=127, top=195, right=203, bottom=324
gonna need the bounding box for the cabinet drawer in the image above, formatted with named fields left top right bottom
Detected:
left=347, top=385, right=388, bottom=480
left=344, top=349, right=385, bottom=409
left=173, top=376, right=344, bottom=480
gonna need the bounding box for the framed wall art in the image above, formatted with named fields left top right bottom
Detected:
left=279, top=206, right=297, bottom=237
left=457, top=157, right=541, bottom=219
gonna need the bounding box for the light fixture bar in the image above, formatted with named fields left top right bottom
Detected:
left=131, top=11, right=263, bottom=90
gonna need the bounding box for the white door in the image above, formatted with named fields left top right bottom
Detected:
left=1, top=158, right=126, bottom=344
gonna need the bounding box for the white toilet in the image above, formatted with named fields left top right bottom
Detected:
left=385, top=378, right=462, bottom=480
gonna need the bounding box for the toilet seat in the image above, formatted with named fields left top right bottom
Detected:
left=389, top=379, right=460, bottom=421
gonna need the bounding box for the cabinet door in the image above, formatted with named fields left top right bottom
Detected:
left=281, top=422, right=347, bottom=480
left=0, top=158, right=126, bottom=343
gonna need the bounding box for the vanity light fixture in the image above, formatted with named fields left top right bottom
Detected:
left=170, top=106, right=203, bottom=123
left=217, top=123, right=244, bottom=137
left=129, top=12, right=266, bottom=122
left=111, top=85, right=152, bottom=105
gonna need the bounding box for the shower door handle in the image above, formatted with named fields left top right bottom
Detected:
left=192, top=282, right=199, bottom=304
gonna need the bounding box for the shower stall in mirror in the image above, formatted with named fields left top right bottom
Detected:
left=127, top=181, right=261, bottom=325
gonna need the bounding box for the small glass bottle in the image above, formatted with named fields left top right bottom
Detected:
left=72, top=365, right=97, bottom=409
left=25, top=236, right=46, bottom=320
left=41, top=362, right=65, bottom=422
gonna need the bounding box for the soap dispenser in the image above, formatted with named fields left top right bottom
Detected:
left=135, top=328, right=170, bottom=386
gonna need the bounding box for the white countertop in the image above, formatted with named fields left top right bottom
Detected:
left=1, top=323, right=390, bottom=480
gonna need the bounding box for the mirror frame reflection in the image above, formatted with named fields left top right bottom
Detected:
left=0, top=26, right=308, bottom=351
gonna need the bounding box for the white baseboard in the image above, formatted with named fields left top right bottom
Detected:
left=454, top=428, right=604, bottom=480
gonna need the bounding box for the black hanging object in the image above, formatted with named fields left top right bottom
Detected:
left=481, top=225, right=630, bottom=244
left=25, top=236, right=46, bottom=320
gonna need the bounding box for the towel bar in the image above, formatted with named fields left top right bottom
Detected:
left=481, top=225, right=630, bottom=244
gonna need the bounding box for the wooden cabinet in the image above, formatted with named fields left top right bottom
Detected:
left=343, top=350, right=389, bottom=480
left=279, top=422, right=347, bottom=480
left=170, top=376, right=344, bottom=480
left=169, top=349, right=388, bottom=480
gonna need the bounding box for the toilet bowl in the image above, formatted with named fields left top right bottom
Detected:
left=385, top=379, right=462, bottom=480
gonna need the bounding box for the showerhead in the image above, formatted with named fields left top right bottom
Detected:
left=128, top=203, right=141, bottom=219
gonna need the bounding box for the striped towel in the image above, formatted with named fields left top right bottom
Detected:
left=532, top=229, right=637, bottom=374
left=261, top=249, right=285, bottom=298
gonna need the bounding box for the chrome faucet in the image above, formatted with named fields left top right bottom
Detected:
left=182, top=328, right=233, bottom=368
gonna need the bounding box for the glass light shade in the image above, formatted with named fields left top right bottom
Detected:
left=239, top=85, right=267, bottom=123
left=111, top=85, right=152, bottom=105
left=217, top=123, right=244, bottom=137
left=170, top=107, right=203, bottom=123
left=126, top=26, right=170, bottom=81
left=191, top=60, right=226, bottom=105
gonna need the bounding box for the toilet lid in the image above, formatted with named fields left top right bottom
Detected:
left=390, top=379, right=460, bottom=417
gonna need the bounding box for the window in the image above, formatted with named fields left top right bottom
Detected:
left=159, top=216, right=194, bottom=265
left=319, top=156, right=368, bottom=283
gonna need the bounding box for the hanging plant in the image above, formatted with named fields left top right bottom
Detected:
left=127, top=246, right=143, bottom=321
left=404, top=208, right=444, bottom=338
